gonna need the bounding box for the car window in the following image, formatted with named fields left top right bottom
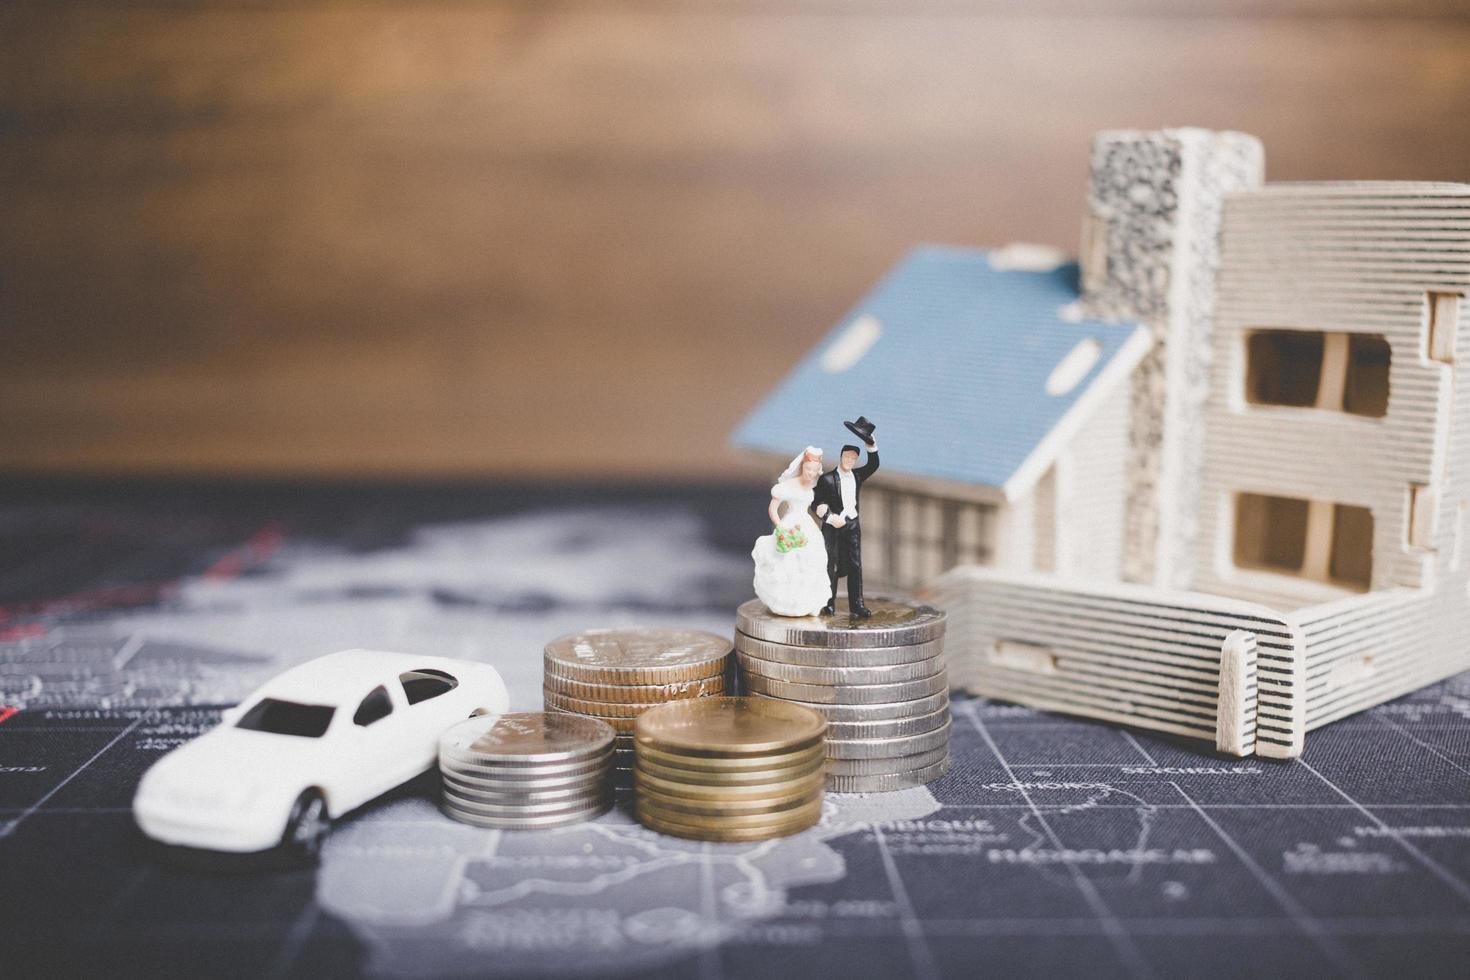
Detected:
left=235, top=698, right=334, bottom=738
left=353, top=685, right=394, bottom=727
left=400, top=668, right=458, bottom=705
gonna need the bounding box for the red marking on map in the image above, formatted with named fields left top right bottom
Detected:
left=205, top=521, right=285, bottom=582
left=0, top=582, right=178, bottom=627
left=0, top=521, right=286, bottom=628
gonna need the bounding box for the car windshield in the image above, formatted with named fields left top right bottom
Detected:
left=234, top=698, right=335, bottom=738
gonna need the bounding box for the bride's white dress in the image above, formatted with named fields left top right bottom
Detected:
left=752, top=480, right=831, bottom=617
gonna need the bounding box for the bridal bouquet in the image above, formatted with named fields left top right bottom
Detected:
left=775, top=525, right=808, bottom=553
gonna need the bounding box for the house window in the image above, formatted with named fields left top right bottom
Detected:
left=1344, top=335, right=1391, bottom=417
left=1244, top=329, right=1389, bottom=418
left=1232, top=492, right=1373, bottom=591
left=1330, top=503, right=1374, bottom=590
left=864, top=486, right=995, bottom=590
left=1427, top=292, right=1460, bottom=364
left=1246, top=331, right=1322, bottom=407
left=1233, top=493, right=1308, bottom=574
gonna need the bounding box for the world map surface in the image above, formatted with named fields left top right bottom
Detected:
left=2, top=482, right=1468, bottom=978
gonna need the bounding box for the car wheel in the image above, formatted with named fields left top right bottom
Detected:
left=281, top=789, right=330, bottom=862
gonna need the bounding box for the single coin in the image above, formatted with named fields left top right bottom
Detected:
left=637, top=799, right=829, bottom=834
left=735, top=597, right=945, bottom=648
left=544, top=628, right=732, bottom=684
left=634, top=765, right=825, bottom=801
left=442, top=785, right=612, bottom=817
left=443, top=764, right=611, bottom=799
left=826, top=706, right=951, bottom=742
left=742, top=671, right=948, bottom=705
left=440, top=749, right=613, bottom=782
left=826, top=755, right=951, bottom=793
left=637, top=752, right=834, bottom=787
left=636, top=741, right=826, bottom=773
left=635, top=781, right=821, bottom=817
left=441, top=799, right=612, bottom=830
left=439, top=772, right=610, bottom=799
left=542, top=691, right=656, bottom=719
left=634, top=798, right=822, bottom=831
left=748, top=690, right=950, bottom=723
left=439, top=712, right=615, bottom=765
left=825, top=744, right=949, bottom=776
left=634, top=809, right=821, bottom=842
left=634, top=696, right=826, bottom=757
left=545, top=706, right=638, bottom=734
left=439, top=747, right=614, bottom=775
left=542, top=673, right=725, bottom=703
left=826, top=718, right=952, bottom=760
left=735, top=633, right=945, bottom=667
left=736, top=651, right=944, bottom=686
left=441, top=771, right=611, bottom=803
left=543, top=690, right=721, bottom=719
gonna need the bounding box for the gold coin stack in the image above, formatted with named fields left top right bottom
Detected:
left=542, top=628, right=733, bottom=774
left=633, top=696, right=828, bottom=842
left=735, top=596, right=951, bottom=792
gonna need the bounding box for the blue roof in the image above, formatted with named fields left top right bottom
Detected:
left=730, top=246, right=1149, bottom=498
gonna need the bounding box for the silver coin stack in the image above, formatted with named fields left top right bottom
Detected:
left=734, top=597, right=950, bottom=792
left=437, top=711, right=615, bottom=829
left=543, top=628, right=733, bottom=774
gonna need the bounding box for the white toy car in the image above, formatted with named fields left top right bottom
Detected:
left=133, top=649, right=509, bottom=858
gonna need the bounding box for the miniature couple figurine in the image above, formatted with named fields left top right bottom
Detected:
left=752, top=417, right=879, bottom=618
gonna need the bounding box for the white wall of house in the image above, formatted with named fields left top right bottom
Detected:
left=1053, top=381, right=1131, bottom=581
left=993, top=494, right=1033, bottom=573
left=1272, top=184, right=1470, bottom=732
left=1194, top=183, right=1468, bottom=609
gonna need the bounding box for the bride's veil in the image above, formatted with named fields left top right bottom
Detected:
left=777, top=445, right=824, bottom=483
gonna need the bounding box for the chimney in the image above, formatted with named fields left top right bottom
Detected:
left=1080, top=128, right=1265, bottom=588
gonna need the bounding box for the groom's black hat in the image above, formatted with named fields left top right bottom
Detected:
left=843, top=416, right=876, bottom=444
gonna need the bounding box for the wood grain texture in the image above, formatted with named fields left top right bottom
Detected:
left=2, top=2, right=1468, bottom=477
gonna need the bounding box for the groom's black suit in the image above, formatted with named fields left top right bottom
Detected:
left=812, top=449, right=879, bottom=615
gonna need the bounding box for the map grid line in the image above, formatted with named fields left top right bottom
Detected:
left=870, top=822, right=940, bottom=980
left=1297, top=757, right=1470, bottom=906
left=1168, top=780, right=1364, bottom=977
left=0, top=716, right=141, bottom=840
left=960, top=700, right=1155, bottom=979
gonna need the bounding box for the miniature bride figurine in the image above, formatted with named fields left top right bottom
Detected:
left=752, top=447, right=832, bottom=617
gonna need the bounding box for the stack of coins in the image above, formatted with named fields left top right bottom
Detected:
left=735, top=597, right=951, bottom=792
left=438, top=712, right=615, bottom=829
left=543, top=628, right=732, bottom=774
left=633, top=696, right=827, bottom=841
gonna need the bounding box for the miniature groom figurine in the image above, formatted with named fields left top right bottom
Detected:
left=814, top=416, right=879, bottom=618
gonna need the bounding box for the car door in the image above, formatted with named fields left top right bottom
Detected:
left=341, top=682, right=413, bottom=810
left=397, top=667, right=465, bottom=765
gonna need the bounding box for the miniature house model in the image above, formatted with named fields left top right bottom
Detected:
left=732, top=128, right=1470, bottom=758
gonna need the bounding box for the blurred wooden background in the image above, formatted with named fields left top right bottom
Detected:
left=3, top=0, right=1468, bottom=479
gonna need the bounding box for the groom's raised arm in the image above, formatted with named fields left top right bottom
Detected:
left=857, top=443, right=879, bottom=480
